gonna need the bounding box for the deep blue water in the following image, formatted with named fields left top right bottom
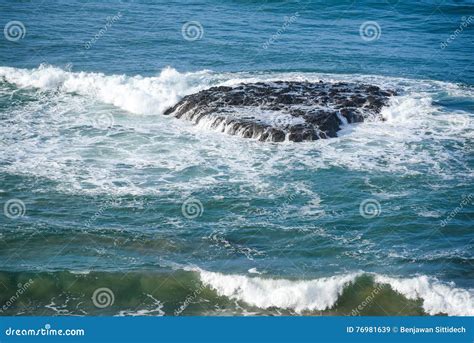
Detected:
left=1, top=0, right=473, bottom=83
left=0, top=0, right=473, bottom=316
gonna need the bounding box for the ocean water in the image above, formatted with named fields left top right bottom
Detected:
left=0, top=0, right=473, bottom=316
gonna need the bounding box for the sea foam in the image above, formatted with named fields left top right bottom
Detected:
left=197, top=269, right=474, bottom=316
left=198, top=269, right=361, bottom=313
left=374, top=274, right=474, bottom=316
left=0, top=65, right=471, bottom=196
left=0, top=64, right=210, bottom=115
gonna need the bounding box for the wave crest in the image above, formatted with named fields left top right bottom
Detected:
left=197, top=269, right=474, bottom=316
left=0, top=64, right=210, bottom=115
left=374, top=275, right=474, bottom=316
left=198, top=269, right=361, bottom=313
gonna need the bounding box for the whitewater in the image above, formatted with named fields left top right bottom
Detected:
left=0, top=64, right=472, bottom=316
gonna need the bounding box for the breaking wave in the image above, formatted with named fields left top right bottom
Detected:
left=197, top=269, right=474, bottom=316
left=0, top=64, right=212, bottom=115
left=0, top=64, right=472, bottom=195
left=0, top=267, right=472, bottom=316
left=198, top=269, right=362, bottom=313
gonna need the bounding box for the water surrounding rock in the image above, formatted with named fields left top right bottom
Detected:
left=164, top=81, right=396, bottom=142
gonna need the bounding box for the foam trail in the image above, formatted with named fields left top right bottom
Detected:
left=115, top=294, right=165, bottom=317
left=374, top=275, right=474, bottom=316
left=0, top=65, right=210, bottom=115
left=198, top=269, right=361, bottom=313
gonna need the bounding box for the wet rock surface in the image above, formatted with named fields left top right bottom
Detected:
left=164, top=81, right=396, bottom=142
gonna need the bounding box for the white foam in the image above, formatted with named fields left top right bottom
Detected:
left=69, top=270, right=91, bottom=275
left=115, top=294, right=165, bottom=316
left=198, top=269, right=361, bottom=313
left=0, top=64, right=211, bottom=115
left=195, top=269, right=474, bottom=316
left=380, top=94, right=434, bottom=122
left=195, top=107, right=305, bottom=130
left=375, top=275, right=474, bottom=316
left=248, top=268, right=263, bottom=274
left=0, top=65, right=472, bottom=196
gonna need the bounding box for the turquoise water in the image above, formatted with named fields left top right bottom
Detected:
left=0, top=0, right=473, bottom=316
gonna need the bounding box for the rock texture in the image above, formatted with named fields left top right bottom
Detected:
left=164, top=81, right=396, bottom=142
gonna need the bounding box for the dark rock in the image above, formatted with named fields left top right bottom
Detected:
left=164, top=81, right=396, bottom=142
